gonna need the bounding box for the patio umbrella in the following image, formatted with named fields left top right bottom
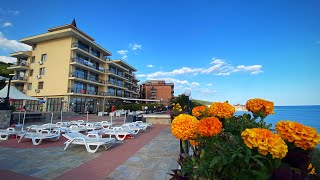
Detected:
left=61, top=109, right=63, bottom=123
left=50, top=113, right=53, bottom=132
left=21, top=111, right=26, bottom=132
left=86, top=111, right=89, bottom=124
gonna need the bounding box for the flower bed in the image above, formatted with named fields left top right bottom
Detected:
left=170, top=98, right=320, bottom=179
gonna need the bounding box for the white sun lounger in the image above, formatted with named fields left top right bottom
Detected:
left=0, top=128, right=19, bottom=140
left=18, top=129, right=61, bottom=145
left=62, top=132, right=116, bottom=153
left=88, top=127, right=135, bottom=141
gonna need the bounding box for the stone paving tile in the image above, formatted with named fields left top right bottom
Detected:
left=107, top=127, right=180, bottom=180
left=0, top=145, right=101, bottom=179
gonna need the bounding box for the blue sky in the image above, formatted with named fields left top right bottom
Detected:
left=0, top=0, right=319, bottom=105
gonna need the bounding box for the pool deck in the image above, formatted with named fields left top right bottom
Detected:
left=0, top=114, right=179, bottom=180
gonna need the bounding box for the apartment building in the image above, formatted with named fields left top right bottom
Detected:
left=7, top=20, right=140, bottom=113
left=139, top=80, right=174, bottom=105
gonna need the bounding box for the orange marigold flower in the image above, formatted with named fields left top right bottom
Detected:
left=208, top=102, right=235, bottom=119
left=246, top=98, right=274, bottom=117
left=171, top=114, right=199, bottom=140
left=241, top=128, right=288, bottom=159
left=197, top=117, right=222, bottom=137
left=308, top=164, right=315, bottom=175
left=192, top=106, right=208, bottom=118
left=189, top=139, right=200, bottom=147
left=275, top=120, right=320, bottom=150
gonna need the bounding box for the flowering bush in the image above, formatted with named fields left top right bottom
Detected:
left=275, top=120, right=320, bottom=150
left=208, top=102, right=235, bottom=118
left=171, top=114, right=199, bottom=140
left=197, top=117, right=222, bottom=137
left=192, top=105, right=208, bottom=118
left=170, top=98, right=320, bottom=179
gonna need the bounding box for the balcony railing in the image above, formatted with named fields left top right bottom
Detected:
left=71, top=58, right=105, bottom=73
left=106, top=80, right=124, bottom=87
left=72, top=43, right=105, bottom=60
left=68, top=87, right=106, bottom=96
left=70, top=72, right=105, bottom=84
left=11, top=61, right=28, bottom=67
left=12, top=76, right=27, bottom=81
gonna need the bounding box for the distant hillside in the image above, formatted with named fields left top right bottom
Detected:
left=0, top=62, right=13, bottom=89
left=0, top=61, right=13, bottom=77
left=192, top=99, right=212, bottom=105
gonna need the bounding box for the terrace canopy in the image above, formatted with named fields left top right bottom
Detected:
left=0, top=85, right=39, bottom=101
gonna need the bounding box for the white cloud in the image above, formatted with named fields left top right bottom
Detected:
left=130, top=43, right=142, bottom=50
left=2, top=22, right=12, bottom=27
left=0, top=56, right=16, bottom=63
left=117, top=50, right=128, bottom=59
left=8, top=10, right=20, bottom=15
left=147, top=64, right=154, bottom=68
left=137, top=58, right=263, bottom=78
left=206, top=83, right=213, bottom=86
left=0, top=32, right=31, bottom=51
left=232, top=65, right=263, bottom=74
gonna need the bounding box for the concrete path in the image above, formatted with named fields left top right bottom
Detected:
left=107, top=127, right=180, bottom=180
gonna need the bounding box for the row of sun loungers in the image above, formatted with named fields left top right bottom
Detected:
left=0, top=120, right=152, bottom=153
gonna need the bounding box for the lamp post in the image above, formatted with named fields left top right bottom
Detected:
left=5, top=76, right=13, bottom=109
left=180, top=90, right=192, bottom=154
left=61, top=100, right=66, bottom=123
left=96, top=102, right=99, bottom=115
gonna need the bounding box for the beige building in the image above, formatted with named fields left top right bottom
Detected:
left=7, top=20, right=140, bottom=113
left=139, top=80, right=174, bottom=106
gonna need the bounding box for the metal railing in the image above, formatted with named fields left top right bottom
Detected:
left=70, top=72, right=105, bottom=84
left=71, top=58, right=105, bottom=73
left=12, top=76, right=26, bottom=80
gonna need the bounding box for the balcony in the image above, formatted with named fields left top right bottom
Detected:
left=7, top=62, right=29, bottom=70
left=10, top=51, right=31, bottom=58
left=9, top=76, right=27, bottom=83
left=68, top=88, right=105, bottom=96
left=69, top=72, right=105, bottom=86
left=106, top=69, right=127, bottom=80
left=71, top=43, right=106, bottom=64
left=106, top=80, right=126, bottom=89
left=150, top=88, right=157, bottom=93
left=70, top=58, right=105, bottom=74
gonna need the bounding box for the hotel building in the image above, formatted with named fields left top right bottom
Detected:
left=7, top=20, right=140, bottom=113
left=139, top=80, right=174, bottom=106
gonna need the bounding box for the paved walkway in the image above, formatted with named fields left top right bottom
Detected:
left=0, top=115, right=180, bottom=180
left=107, top=127, right=179, bottom=180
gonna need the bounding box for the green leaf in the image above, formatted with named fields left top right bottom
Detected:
left=252, top=157, right=266, bottom=170
left=209, top=156, right=222, bottom=168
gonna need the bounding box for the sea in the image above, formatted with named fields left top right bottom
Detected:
left=235, top=105, right=320, bottom=133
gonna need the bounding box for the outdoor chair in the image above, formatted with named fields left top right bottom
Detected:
left=69, top=125, right=87, bottom=133
left=88, top=127, right=135, bottom=141
left=62, top=132, right=116, bottom=153
left=0, top=128, right=19, bottom=140
left=18, top=129, right=61, bottom=145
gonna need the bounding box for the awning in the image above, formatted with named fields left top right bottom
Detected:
left=0, top=85, right=39, bottom=101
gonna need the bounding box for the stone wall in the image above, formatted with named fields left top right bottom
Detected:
left=0, top=110, right=11, bottom=129
left=143, top=114, right=171, bottom=124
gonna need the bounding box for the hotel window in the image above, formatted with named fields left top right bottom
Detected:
left=33, top=44, right=37, bottom=51
left=41, top=54, right=47, bottom=61
left=78, top=41, right=89, bottom=52
left=29, top=69, right=33, bottom=76
left=91, top=48, right=100, bottom=57
left=116, top=89, right=122, bottom=96
left=38, top=82, right=44, bottom=89
left=39, top=67, right=45, bottom=75
left=27, top=83, right=32, bottom=90
left=31, top=56, right=35, bottom=63
left=117, top=69, right=123, bottom=77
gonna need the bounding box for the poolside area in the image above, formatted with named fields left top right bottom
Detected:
left=0, top=115, right=179, bottom=180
